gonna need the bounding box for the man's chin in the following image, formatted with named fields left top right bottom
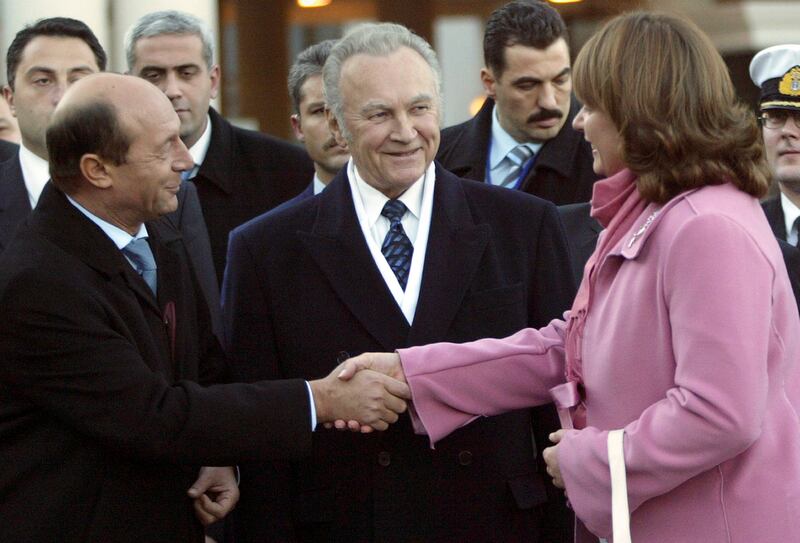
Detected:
left=524, top=124, right=563, bottom=144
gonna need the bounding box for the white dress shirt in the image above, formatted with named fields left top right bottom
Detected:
left=313, top=173, right=327, bottom=195
left=487, top=104, right=541, bottom=187
left=185, top=115, right=213, bottom=179
left=781, top=192, right=800, bottom=246
left=348, top=158, right=435, bottom=324
left=18, top=144, right=51, bottom=208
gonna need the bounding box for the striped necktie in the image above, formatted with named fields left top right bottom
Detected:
left=500, top=145, right=534, bottom=188
left=380, top=199, right=413, bottom=290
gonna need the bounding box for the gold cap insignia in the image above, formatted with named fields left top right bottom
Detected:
left=778, top=66, right=800, bottom=96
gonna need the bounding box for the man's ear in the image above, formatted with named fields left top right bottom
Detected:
left=291, top=114, right=304, bottom=143
left=209, top=64, right=221, bottom=100
left=79, top=154, right=113, bottom=189
left=3, top=85, right=16, bottom=116
left=326, top=108, right=347, bottom=148
left=480, top=67, right=497, bottom=99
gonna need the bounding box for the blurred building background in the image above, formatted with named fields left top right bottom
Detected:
left=0, top=0, right=798, bottom=140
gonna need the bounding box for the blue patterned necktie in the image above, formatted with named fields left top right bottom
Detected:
left=381, top=199, right=413, bottom=290
left=500, top=144, right=534, bottom=188
left=123, top=238, right=158, bottom=296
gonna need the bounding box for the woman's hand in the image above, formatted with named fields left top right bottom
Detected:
left=543, top=429, right=567, bottom=492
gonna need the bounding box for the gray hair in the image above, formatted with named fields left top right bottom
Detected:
left=124, top=10, right=215, bottom=70
left=288, top=39, right=338, bottom=115
left=322, top=23, right=442, bottom=133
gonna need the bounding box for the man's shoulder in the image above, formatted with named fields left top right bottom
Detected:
left=558, top=201, right=592, bottom=221
left=229, top=190, right=319, bottom=245
left=442, top=167, right=556, bottom=217
left=438, top=110, right=488, bottom=157
left=214, top=112, right=308, bottom=161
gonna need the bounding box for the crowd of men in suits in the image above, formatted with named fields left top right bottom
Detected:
left=0, top=1, right=798, bottom=542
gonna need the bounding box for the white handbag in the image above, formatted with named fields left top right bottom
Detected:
left=599, top=429, right=632, bottom=543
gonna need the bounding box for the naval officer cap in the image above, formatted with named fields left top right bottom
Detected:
left=750, top=44, right=800, bottom=111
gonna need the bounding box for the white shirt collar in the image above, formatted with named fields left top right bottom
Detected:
left=65, top=194, right=148, bottom=249
left=781, top=191, right=800, bottom=243
left=489, top=103, right=541, bottom=169
left=18, top=143, right=51, bottom=208
left=352, top=164, right=424, bottom=233
left=347, top=158, right=435, bottom=324
left=187, top=114, right=213, bottom=168
left=312, top=173, right=326, bottom=195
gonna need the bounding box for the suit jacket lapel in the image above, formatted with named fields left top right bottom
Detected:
left=299, top=170, right=410, bottom=351
left=31, top=184, right=162, bottom=316
left=407, top=166, right=490, bottom=346
left=194, top=108, right=234, bottom=195
left=0, top=157, right=32, bottom=251
left=150, top=230, right=183, bottom=371
left=762, top=197, right=787, bottom=241
left=441, top=98, right=493, bottom=181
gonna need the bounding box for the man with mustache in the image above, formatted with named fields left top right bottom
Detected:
left=280, top=39, right=349, bottom=209
left=436, top=0, right=596, bottom=206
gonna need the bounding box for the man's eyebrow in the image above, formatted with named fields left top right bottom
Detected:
left=510, top=67, right=571, bottom=86
left=24, top=66, right=57, bottom=77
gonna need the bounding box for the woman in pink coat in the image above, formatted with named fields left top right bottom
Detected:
left=340, top=11, right=800, bottom=543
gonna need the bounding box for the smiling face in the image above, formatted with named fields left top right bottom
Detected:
left=762, top=108, right=800, bottom=196
left=131, top=33, right=219, bottom=148
left=572, top=105, right=625, bottom=177
left=291, top=74, right=349, bottom=183
left=107, top=87, right=194, bottom=228
left=329, top=46, right=440, bottom=198
left=482, top=39, right=572, bottom=144
left=3, top=36, right=99, bottom=158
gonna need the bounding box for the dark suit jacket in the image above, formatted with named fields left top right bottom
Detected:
left=762, top=195, right=787, bottom=240
left=270, top=180, right=315, bottom=215
left=779, top=239, right=800, bottom=316
left=191, top=108, right=314, bottom=282
left=0, top=184, right=312, bottom=543
left=436, top=97, right=598, bottom=205
left=558, top=201, right=602, bottom=284
left=0, top=154, right=221, bottom=336
left=223, top=164, right=576, bottom=543
left=0, top=139, right=17, bottom=161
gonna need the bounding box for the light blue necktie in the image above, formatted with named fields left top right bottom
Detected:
left=123, top=238, right=157, bottom=296
left=500, top=145, right=534, bottom=188
left=181, top=164, right=199, bottom=181
left=381, top=200, right=413, bottom=290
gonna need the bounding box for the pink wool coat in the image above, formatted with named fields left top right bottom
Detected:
left=399, top=180, right=800, bottom=542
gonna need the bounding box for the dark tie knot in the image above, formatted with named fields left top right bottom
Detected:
left=381, top=199, right=408, bottom=225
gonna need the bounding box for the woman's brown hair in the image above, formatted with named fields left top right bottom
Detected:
left=573, top=12, right=769, bottom=203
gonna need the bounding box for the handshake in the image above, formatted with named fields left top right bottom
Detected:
left=309, top=353, right=407, bottom=432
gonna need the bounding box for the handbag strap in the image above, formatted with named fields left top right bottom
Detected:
left=608, top=429, right=632, bottom=543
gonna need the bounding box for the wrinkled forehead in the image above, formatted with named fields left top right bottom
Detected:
left=340, top=48, right=438, bottom=99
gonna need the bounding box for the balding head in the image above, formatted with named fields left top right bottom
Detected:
left=47, top=72, right=192, bottom=234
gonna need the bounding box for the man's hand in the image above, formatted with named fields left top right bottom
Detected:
left=187, top=466, right=240, bottom=525
left=543, top=430, right=567, bottom=492
left=337, top=352, right=406, bottom=383
left=310, top=362, right=410, bottom=432
left=326, top=352, right=408, bottom=433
